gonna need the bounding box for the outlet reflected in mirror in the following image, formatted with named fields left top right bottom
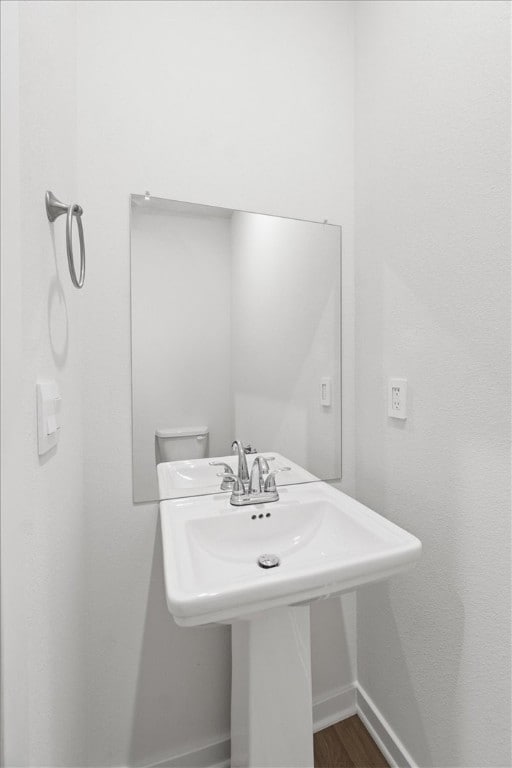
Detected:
left=130, top=194, right=341, bottom=502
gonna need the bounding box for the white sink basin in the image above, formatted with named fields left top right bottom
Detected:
left=157, top=452, right=317, bottom=499
left=158, top=458, right=220, bottom=490
left=160, top=481, right=421, bottom=627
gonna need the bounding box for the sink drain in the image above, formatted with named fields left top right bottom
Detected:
left=257, top=554, right=280, bottom=569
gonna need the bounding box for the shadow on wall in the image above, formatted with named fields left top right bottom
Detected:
left=311, top=596, right=355, bottom=700
left=357, top=394, right=468, bottom=765
left=39, top=224, right=70, bottom=467
left=358, top=561, right=465, bottom=767
left=355, top=247, right=474, bottom=766
left=47, top=224, right=69, bottom=368
left=128, top=523, right=232, bottom=767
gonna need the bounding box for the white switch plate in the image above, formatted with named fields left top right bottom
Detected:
left=388, top=378, right=407, bottom=419
left=320, top=377, right=332, bottom=407
left=37, top=380, right=62, bottom=455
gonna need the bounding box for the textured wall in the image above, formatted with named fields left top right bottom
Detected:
left=354, top=2, right=511, bottom=766
left=1, top=2, right=86, bottom=765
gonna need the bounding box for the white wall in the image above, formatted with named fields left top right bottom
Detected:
left=231, top=211, right=341, bottom=479
left=1, top=2, right=86, bottom=766
left=131, top=203, right=233, bottom=501
left=354, top=2, right=511, bottom=766
left=76, top=2, right=356, bottom=766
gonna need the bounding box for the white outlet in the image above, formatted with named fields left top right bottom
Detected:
left=388, top=378, right=407, bottom=419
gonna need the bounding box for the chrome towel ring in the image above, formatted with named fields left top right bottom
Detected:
left=45, top=190, right=86, bottom=288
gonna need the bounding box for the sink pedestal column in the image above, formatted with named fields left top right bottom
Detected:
left=230, top=605, right=314, bottom=768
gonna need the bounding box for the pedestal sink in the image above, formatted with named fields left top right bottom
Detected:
left=160, top=481, right=421, bottom=767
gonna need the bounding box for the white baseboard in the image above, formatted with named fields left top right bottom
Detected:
left=356, top=684, right=416, bottom=768
left=138, top=682, right=416, bottom=768
left=142, top=737, right=231, bottom=768
left=139, top=684, right=356, bottom=768
left=313, top=683, right=357, bottom=732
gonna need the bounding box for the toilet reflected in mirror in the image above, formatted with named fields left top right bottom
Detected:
left=155, top=426, right=209, bottom=465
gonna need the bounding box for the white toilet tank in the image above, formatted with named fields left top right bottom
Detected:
left=155, top=426, right=209, bottom=464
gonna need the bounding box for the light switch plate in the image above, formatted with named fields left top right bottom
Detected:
left=37, top=380, right=61, bottom=455
left=320, top=377, right=332, bottom=407
left=388, top=378, right=407, bottom=419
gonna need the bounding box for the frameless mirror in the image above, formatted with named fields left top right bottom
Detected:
left=130, top=194, right=341, bottom=502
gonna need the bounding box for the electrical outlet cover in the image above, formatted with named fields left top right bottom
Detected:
left=388, top=378, right=407, bottom=419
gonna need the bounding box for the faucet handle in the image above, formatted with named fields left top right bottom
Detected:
left=217, top=472, right=245, bottom=497
left=210, top=461, right=235, bottom=490
left=256, top=456, right=275, bottom=474
left=264, top=467, right=291, bottom=493
left=210, top=460, right=234, bottom=473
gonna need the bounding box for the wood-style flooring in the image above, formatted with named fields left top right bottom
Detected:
left=314, top=715, right=389, bottom=768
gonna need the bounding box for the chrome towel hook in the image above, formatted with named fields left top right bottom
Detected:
left=45, top=190, right=86, bottom=288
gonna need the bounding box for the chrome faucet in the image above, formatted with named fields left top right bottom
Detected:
left=218, top=456, right=290, bottom=506
left=249, top=457, right=264, bottom=494
left=231, top=440, right=249, bottom=486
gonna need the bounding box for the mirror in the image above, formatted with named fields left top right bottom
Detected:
left=130, top=194, right=341, bottom=502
